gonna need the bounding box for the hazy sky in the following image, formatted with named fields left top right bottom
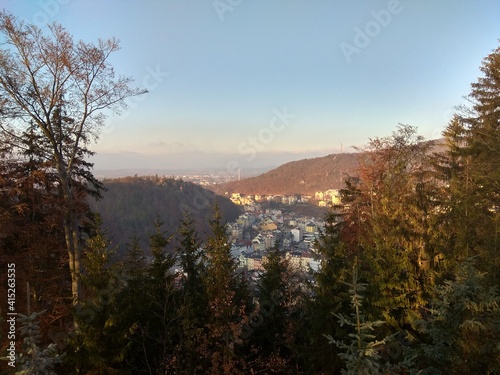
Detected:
left=5, top=0, right=500, bottom=171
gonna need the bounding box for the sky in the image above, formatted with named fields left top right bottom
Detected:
left=4, top=0, right=500, bottom=173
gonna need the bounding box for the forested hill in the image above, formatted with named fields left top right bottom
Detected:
left=92, top=176, right=242, bottom=254
left=211, top=152, right=359, bottom=195
left=212, top=139, right=446, bottom=196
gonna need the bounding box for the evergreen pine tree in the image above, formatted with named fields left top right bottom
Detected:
left=431, top=116, right=478, bottom=273
left=324, top=262, right=414, bottom=374
left=458, top=44, right=500, bottom=286
left=201, top=204, right=249, bottom=374
left=140, top=217, right=178, bottom=374
left=16, top=311, right=65, bottom=375
left=65, top=214, right=128, bottom=374
left=411, top=258, right=500, bottom=374
left=344, top=125, right=436, bottom=329
left=301, top=208, right=352, bottom=373
left=173, top=213, right=209, bottom=373
left=112, top=235, right=149, bottom=374
left=248, top=240, right=302, bottom=372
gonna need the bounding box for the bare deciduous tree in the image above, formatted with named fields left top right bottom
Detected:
left=0, top=11, right=146, bottom=305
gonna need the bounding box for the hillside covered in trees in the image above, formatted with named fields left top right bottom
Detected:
left=212, top=139, right=443, bottom=196
left=0, top=12, right=499, bottom=375
left=212, top=153, right=359, bottom=195
left=92, top=176, right=242, bottom=254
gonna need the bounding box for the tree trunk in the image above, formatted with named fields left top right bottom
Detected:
left=55, top=152, right=81, bottom=306
left=63, top=213, right=81, bottom=305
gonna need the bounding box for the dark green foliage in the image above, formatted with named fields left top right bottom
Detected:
left=176, top=213, right=206, bottom=299
left=430, top=116, right=474, bottom=267
left=301, top=209, right=351, bottom=373
left=458, top=45, right=500, bottom=286
left=63, top=216, right=175, bottom=374
left=200, top=204, right=250, bottom=374
left=92, top=177, right=242, bottom=254
left=324, top=264, right=387, bottom=375
left=109, top=235, right=150, bottom=374
left=344, top=125, right=436, bottom=330
left=16, top=311, right=65, bottom=375
left=324, top=263, right=414, bottom=375
left=247, top=241, right=303, bottom=372
left=411, top=258, right=500, bottom=374
left=136, top=217, right=179, bottom=373
left=64, top=215, right=129, bottom=374
left=428, top=45, right=500, bottom=289
left=66, top=216, right=180, bottom=374
left=171, top=213, right=208, bottom=373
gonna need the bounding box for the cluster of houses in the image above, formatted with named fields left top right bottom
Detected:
left=227, top=204, right=328, bottom=275
left=228, top=189, right=342, bottom=208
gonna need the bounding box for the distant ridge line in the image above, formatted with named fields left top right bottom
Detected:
left=211, top=152, right=359, bottom=196
left=211, top=138, right=446, bottom=196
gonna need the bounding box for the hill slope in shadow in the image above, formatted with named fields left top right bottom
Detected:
left=92, top=176, right=242, bottom=254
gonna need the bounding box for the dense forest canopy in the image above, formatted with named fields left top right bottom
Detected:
left=92, top=176, right=242, bottom=254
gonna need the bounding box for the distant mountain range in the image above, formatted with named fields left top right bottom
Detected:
left=211, top=153, right=359, bottom=196
left=92, top=166, right=273, bottom=180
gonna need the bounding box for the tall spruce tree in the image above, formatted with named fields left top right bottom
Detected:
left=459, top=43, right=500, bottom=286
left=173, top=213, right=209, bottom=373
left=112, top=235, right=149, bottom=374
left=431, top=116, right=479, bottom=275
left=140, top=218, right=179, bottom=374
left=411, top=258, right=500, bottom=374
left=249, top=241, right=302, bottom=372
left=65, top=214, right=128, bottom=374
left=430, top=43, right=500, bottom=288
left=302, top=208, right=352, bottom=373
left=343, top=125, right=437, bottom=330
left=201, top=205, right=249, bottom=374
